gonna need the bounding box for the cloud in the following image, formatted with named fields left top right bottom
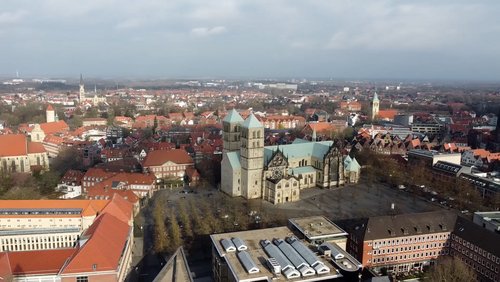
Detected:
left=1, top=0, right=500, bottom=80
left=0, top=10, right=28, bottom=25
left=115, top=18, right=144, bottom=30
left=190, top=26, right=227, bottom=37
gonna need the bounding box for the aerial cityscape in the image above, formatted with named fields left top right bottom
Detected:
left=0, top=1, right=499, bottom=282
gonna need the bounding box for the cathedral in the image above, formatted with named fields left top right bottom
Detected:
left=221, top=109, right=361, bottom=204
left=78, top=74, right=106, bottom=106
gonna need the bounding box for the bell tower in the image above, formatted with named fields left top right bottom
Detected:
left=240, top=113, right=264, bottom=199
left=370, top=91, right=380, bottom=120
left=79, top=74, right=85, bottom=103
left=222, top=109, right=244, bottom=154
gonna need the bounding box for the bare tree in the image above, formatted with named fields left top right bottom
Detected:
left=177, top=201, right=193, bottom=238
left=167, top=210, right=182, bottom=253
left=153, top=199, right=169, bottom=254
left=425, top=256, right=477, bottom=282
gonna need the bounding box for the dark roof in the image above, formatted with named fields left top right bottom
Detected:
left=433, top=161, right=462, bottom=174
left=364, top=211, right=457, bottom=240
left=453, top=216, right=500, bottom=257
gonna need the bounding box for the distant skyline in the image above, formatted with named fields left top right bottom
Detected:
left=1, top=0, right=500, bottom=81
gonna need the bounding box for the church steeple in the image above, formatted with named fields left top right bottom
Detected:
left=79, top=74, right=85, bottom=103
left=370, top=91, right=380, bottom=120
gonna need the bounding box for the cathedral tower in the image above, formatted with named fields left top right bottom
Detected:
left=240, top=113, right=264, bottom=199
left=222, top=109, right=244, bottom=154
left=79, top=74, right=85, bottom=103
left=370, top=92, right=380, bottom=120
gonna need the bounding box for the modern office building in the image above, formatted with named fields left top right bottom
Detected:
left=210, top=216, right=361, bottom=282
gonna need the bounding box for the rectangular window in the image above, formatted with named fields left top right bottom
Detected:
left=76, top=277, right=89, bottom=282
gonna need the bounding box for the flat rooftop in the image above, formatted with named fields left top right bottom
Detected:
left=211, top=226, right=346, bottom=282
left=289, top=216, right=348, bottom=241
left=475, top=211, right=500, bottom=228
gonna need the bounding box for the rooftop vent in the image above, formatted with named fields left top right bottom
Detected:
left=221, top=238, right=236, bottom=252
left=232, top=237, right=248, bottom=251
left=267, top=258, right=281, bottom=274
left=237, top=251, right=260, bottom=274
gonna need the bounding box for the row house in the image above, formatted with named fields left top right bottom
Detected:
left=101, top=147, right=132, bottom=162
left=462, top=149, right=500, bottom=171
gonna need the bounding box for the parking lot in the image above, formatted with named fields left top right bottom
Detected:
left=259, top=180, right=444, bottom=221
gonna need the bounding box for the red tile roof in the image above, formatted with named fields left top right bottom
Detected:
left=143, top=149, right=193, bottom=166
left=377, top=109, right=398, bottom=120
left=46, top=104, right=54, bottom=111
left=40, top=120, right=69, bottom=135
left=43, top=134, right=64, bottom=145
left=1, top=249, right=76, bottom=276
left=0, top=199, right=109, bottom=217
left=27, top=141, right=46, bottom=154
left=87, top=186, right=139, bottom=204
left=61, top=213, right=130, bottom=273
left=0, top=134, right=27, bottom=157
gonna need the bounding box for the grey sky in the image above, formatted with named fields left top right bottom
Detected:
left=1, top=0, right=500, bottom=80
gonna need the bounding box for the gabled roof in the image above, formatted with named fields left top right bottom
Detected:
left=143, top=149, right=193, bottom=166
left=39, top=120, right=69, bottom=135
left=61, top=213, right=130, bottom=274
left=242, top=113, right=262, bottom=128
left=46, top=104, right=54, bottom=111
left=27, top=141, right=46, bottom=154
left=87, top=185, right=139, bottom=205
left=346, top=157, right=360, bottom=171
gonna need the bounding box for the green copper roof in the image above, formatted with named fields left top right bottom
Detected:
left=343, top=155, right=352, bottom=167
left=372, top=92, right=379, bottom=102
left=265, top=141, right=334, bottom=163
left=225, top=151, right=241, bottom=169
left=289, top=166, right=316, bottom=175
left=223, top=109, right=244, bottom=123
left=292, top=138, right=309, bottom=144
left=346, top=157, right=360, bottom=171
left=242, top=113, right=262, bottom=128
